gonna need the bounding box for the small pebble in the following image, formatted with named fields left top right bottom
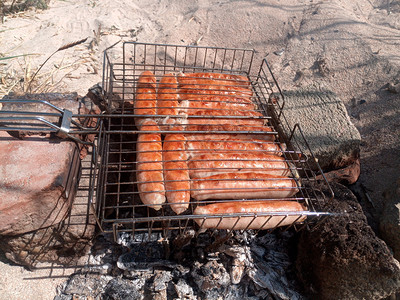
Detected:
left=273, top=49, right=285, bottom=56
left=359, top=99, right=366, bottom=105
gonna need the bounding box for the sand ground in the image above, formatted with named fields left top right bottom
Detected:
left=0, top=0, right=399, bottom=299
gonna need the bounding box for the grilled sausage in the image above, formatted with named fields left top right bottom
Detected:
left=185, top=124, right=276, bottom=141
left=136, top=120, right=165, bottom=210
left=188, top=152, right=290, bottom=178
left=163, top=134, right=190, bottom=214
left=193, top=200, right=306, bottom=230
left=157, top=73, right=179, bottom=117
left=185, top=95, right=256, bottom=113
left=178, top=73, right=253, bottom=102
left=185, top=109, right=265, bottom=126
left=186, top=139, right=283, bottom=156
left=179, top=72, right=250, bottom=87
left=180, top=85, right=252, bottom=100
left=190, top=173, right=299, bottom=201
left=135, top=71, right=157, bottom=126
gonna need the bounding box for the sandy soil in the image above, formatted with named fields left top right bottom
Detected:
left=0, top=0, right=399, bottom=299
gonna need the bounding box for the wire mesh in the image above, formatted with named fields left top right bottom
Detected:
left=96, top=42, right=334, bottom=241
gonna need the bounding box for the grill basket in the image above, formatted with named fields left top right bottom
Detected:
left=93, top=42, right=334, bottom=241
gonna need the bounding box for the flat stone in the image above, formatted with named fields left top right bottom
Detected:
left=275, top=89, right=361, bottom=173
left=0, top=131, right=80, bottom=235
left=297, top=183, right=400, bottom=299
left=0, top=153, right=96, bottom=267
left=380, top=177, right=400, bottom=261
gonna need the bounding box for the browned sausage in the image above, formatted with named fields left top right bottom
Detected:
left=135, top=71, right=157, bottom=126
left=186, top=139, right=283, bottom=156
left=180, top=85, right=252, bottom=99
left=178, top=73, right=253, bottom=101
left=157, top=73, right=179, bottom=117
left=193, top=200, right=306, bottom=230
left=163, top=134, right=190, bottom=214
left=178, top=72, right=250, bottom=87
left=185, top=109, right=265, bottom=126
left=185, top=124, right=276, bottom=141
left=190, top=173, right=299, bottom=200
left=136, top=120, right=165, bottom=210
left=188, top=153, right=290, bottom=178
left=182, top=94, right=254, bottom=105
left=185, top=95, right=256, bottom=113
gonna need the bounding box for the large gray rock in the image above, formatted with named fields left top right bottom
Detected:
left=277, top=89, right=361, bottom=181
left=380, top=177, right=400, bottom=261
left=297, top=183, right=400, bottom=299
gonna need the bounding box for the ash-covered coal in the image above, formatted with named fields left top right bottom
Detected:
left=56, top=229, right=304, bottom=300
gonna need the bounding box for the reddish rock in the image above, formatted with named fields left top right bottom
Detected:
left=317, top=159, right=360, bottom=184
left=0, top=131, right=80, bottom=235
left=0, top=157, right=96, bottom=267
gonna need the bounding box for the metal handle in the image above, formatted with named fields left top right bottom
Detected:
left=0, top=99, right=99, bottom=145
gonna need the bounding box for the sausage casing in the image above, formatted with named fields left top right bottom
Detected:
left=186, top=139, right=283, bottom=156
left=185, top=124, right=276, bottom=141
left=190, top=173, right=299, bottom=200
left=136, top=120, right=165, bottom=210
left=163, top=134, right=190, bottom=214
left=135, top=71, right=157, bottom=126
left=193, top=200, right=306, bottom=230
left=188, top=152, right=290, bottom=178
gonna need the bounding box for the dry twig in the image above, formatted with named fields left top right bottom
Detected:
left=27, top=37, right=87, bottom=92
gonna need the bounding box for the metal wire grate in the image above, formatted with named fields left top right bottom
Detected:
left=95, top=42, right=334, bottom=241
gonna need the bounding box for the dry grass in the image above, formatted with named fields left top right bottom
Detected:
left=0, top=37, right=89, bottom=97
left=1, top=0, right=50, bottom=21
left=0, top=54, right=89, bottom=97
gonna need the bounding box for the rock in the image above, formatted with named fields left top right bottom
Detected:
left=380, top=177, right=400, bottom=261
left=388, top=82, right=400, bottom=94
left=297, top=182, right=400, bottom=299
left=0, top=131, right=80, bottom=235
left=276, top=89, right=361, bottom=176
left=0, top=153, right=96, bottom=267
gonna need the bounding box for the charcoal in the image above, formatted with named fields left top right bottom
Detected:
left=102, top=278, right=141, bottom=300
left=62, top=273, right=112, bottom=298
left=56, top=230, right=304, bottom=300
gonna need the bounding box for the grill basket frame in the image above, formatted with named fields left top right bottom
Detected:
left=95, top=41, right=334, bottom=241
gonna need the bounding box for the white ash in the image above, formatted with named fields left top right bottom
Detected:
left=55, top=230, right=303, bottom=299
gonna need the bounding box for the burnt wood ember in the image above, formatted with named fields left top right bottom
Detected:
left=54, top=184, right=400, bottom=299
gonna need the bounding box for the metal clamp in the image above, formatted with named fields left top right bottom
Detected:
left=57, top=109, right=72, bottom=139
